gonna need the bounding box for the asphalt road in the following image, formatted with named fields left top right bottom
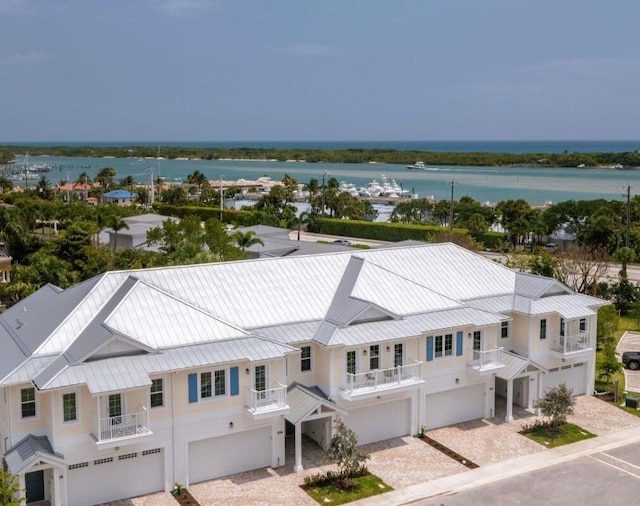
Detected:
left=416, top=441, right=640, bottom=506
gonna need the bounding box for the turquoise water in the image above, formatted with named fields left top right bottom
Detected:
left=12, top=155, right=640, bottom=204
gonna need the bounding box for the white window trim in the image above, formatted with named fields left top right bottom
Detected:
left=61, top=389, right=80, bottom=425
left=369, top=345, right=380, bottom=371
left=20, top=386, right=38, bottom=420
left=300, top=345, right=312, bottom=374
left=198, top=368, right=229, bottom=402
left=392, top=342, right=405, bottom=368
left=540, top=318, right=547, bottom=340
left=579, top=318, right=587, bottom=332
left=433, top=333, right=455, bottom=360
left=345, top=349, right=358, bottom=376
left=149, top=377, right=165, bottom=410
left=501, top=321, right=510, bottom=339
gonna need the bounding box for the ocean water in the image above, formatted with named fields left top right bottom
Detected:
left=4, top=140, right=640, bottom=153
left=10, top=155, right=640, bottom=205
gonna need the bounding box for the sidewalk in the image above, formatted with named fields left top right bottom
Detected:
left=352, top=423, right=640, bottom=505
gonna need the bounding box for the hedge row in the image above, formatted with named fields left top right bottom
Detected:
left=154, top=204, right=270, bottom=227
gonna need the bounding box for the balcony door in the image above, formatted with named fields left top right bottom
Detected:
left=254, top=365, right=267, bottom=400
left=103, top=393, right=123, bottom=425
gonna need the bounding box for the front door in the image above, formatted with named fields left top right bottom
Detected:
left=254, top=365, right=266, bottom=400
left=25, top=470, right=45, bottom=503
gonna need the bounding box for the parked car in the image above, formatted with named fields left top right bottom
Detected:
left=622, top=351, right=640, bottom=370
left=332, top=239, right=351, bottom=246
left=544, top=243, right=558, bottom=252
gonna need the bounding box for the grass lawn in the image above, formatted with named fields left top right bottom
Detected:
left=523, top=423, right=596, bottom=448
left=303, top=474, right=392, bottom=505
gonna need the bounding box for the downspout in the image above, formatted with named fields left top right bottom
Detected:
left=171, top=373, right=176, bottom=489
left=328, top=347, right=333, bottom=400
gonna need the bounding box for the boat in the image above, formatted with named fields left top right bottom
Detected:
left=406, top=161, right=426, bottom=170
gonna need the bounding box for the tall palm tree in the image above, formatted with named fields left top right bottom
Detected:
left=231, top=230, right=264, bottom=252
left=109, top=216, right=129, bottom=252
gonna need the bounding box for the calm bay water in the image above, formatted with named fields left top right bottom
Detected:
left=11, top=155, right=640, bottom=205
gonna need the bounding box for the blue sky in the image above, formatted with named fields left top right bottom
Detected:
left=1, top=0, right=639, bottom=142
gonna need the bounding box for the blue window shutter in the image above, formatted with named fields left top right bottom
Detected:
left=230, top=367, right=239, bottom=396
left=456, top=331, right=463, bottom=356
left=188, top=373, right=198, bottom=403
left=426, top=336, right=434, bottom=361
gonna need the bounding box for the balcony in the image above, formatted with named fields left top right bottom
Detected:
left=468, top=347, right=505, bottom=374
left=550, top=332, right=592, bottom=356
left=340, top=361, right=424, bottom=401
left=245, top=384, right=289, bottom=419
left=92, top=410, right=153, bottom=449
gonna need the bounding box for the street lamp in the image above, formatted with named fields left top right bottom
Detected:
left=321, top=171, right=330, bottom=215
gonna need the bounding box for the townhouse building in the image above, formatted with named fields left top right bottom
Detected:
left=0, top=243, right=606, bottom=505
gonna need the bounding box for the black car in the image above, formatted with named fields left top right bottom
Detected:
left=622, top=351, right=640, bottom=370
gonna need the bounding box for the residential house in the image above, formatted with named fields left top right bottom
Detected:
left=102, top=189, right=137, bottom=206
left=0, top=243, right=606, bottom=505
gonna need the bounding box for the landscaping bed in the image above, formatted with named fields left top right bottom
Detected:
left=301, top=472, right=391, bottom=505
left=417, top=433, right=479, bottom=469
left=171, top=487, right=200, bottom=506
left=520, top=422, right=595, bottom=448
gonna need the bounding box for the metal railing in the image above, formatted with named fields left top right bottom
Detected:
left=343, top=361, right=423, bottom=394
left=470, top=347, right=504, bottom=370
left=248, top=384, right=287, bottom=411
left=551, top=332, right=590, bottom=354
left=96, top=409, right=149, bottom=442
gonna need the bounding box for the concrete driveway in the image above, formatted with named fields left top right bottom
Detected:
left=616, top=331, right=640, bottom=392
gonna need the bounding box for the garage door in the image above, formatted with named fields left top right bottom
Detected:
left=346, top=398, right=411, bottom=445
left=542, top=363, right=586, bottom=395
left=425, top=383, right=485, bottom=429
left=68, top=448, right=164, bottom=506
left=188, top=427, right=271, bottom=484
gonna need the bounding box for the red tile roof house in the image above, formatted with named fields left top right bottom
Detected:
left=0, top=243, right=607, bottom=505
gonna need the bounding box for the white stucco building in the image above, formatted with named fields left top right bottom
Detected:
left=0, top=243, right=606, bottom=505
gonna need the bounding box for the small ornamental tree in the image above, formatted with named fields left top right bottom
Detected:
left=0, top=468, right=25, bottom=505
left=324, top=419, right=370, bottom=479
left=598, top=340, right=622, bottom=392
left=535, top=383, right=575, bottom=431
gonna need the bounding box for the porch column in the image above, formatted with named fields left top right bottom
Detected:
left=505, top=378, right=514, bottom=422
left=294, top=422, right=303, bottom=473
left=17, top=474, right=26, bottom=503
left=536, top=373, right=543, bottom=416
left=52, top=467, right=63, bottom=506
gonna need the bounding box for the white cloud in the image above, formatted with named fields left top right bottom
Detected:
left=4, top=50, right=51, bottom=65
left=281, top=43, right=338, bottom=57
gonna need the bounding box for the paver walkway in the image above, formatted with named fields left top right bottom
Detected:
left=105, top=394, right=640, bottom=506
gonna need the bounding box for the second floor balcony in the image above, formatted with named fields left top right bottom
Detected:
left=340, top=361, right=424, bottom=401
left=92, top=409, right=153, bottom=449
left=245, top=384, right=289, bottom=419
left=550, top=332, right=591, bottom=356
left=468, top=347, right=505, bottom=374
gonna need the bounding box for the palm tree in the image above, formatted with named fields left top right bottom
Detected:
left=231, top=230, right=264, bottom=252
left=109, top=216, right=129, bottom=252
left=291, top=211, right=310, bottom=241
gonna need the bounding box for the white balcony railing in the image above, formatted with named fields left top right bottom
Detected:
left=551, top=332, right=591, bottom=355
left=469, top=347, right=504, bottom=371
left=247, top=384, right=287, bottom=413
left=343, top=361, right=423, bottom=395
left=94, top=410, right=150, bottom=443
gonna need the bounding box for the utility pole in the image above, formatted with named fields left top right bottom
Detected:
left=321, top=171, right=329, bottom=215
left=66, top=171, right=70, bottom=204
left=219, top=175, right=224, bottom=221
left=449, top=180, right=455, bottom=230
left=626, top=184, right=631, bottom=248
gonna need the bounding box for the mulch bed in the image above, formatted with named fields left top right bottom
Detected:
left=171, top=488, right=200, bottom=506
left=418, top=434, right=479, bottom=469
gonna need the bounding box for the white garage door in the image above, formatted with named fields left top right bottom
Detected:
left=188, top=427, right=271, bottom=484
left=542, top=363, right=586, bottom=396
left=425, top=383, right=485, bottom=429
left=68, top=448, right=164, bottom=506
left=346, top=398, right=411, bottom=445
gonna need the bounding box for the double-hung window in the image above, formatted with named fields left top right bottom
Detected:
left=63, top=392, right=77, bottom=422
left=150, top=378, right=164, bottom=408
left=301, top=346, right=312, bottom=372
left=501, top=321, right=510, bottom=339
left=473, top=331, right=482, bottom=353
left=579, top=318, right=587, bottom=332
left=369, top=345, right=380, bottom=370
left=540, top=319, right=547, bottom=340
left=200, top=370, right=226, bottom=400
left=21, top=387, right=36, bottom=418
left=434, top=334, right=453, bottom=359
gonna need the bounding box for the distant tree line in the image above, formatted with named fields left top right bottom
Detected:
left=2, top=145, right=640, bottom=167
